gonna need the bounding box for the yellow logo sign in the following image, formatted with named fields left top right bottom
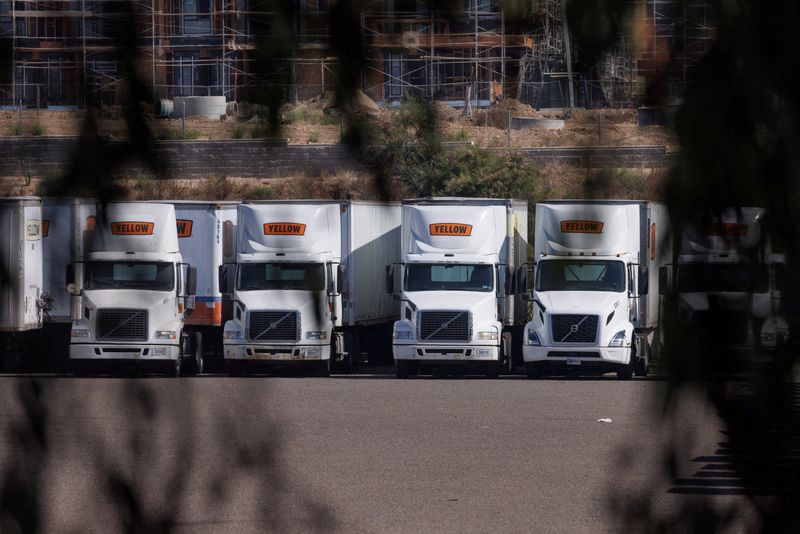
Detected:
left=429, top=223, right=473, bottom=236
left=264, top=223, right=306, bottom=235
left=176, top=219, right=193, bottom=238
left=706, top=223, right=747, bottom=238
left=560, top=220, right=604, bottom=234
left=111, top=221, right=154, bottom=235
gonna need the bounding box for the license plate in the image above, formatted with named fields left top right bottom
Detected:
left=566, top=357, right=581, bottom=366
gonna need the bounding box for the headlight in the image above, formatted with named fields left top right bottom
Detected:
left=477, top=331, right=498, bottom=341
left=71, top=329, right=91, bottom=338
left=306, top=331, right=328, bottom=340
left=303, top=347, right=321, bottom=357
left=527, top=329, right=541, bottom=346
left=393, top=330, right=414, bottom=340
left=223, top=330, right=242, bottom=339
left=609, top=330, right=627, bottom=347
left=155, top=331, right=177, bottom=340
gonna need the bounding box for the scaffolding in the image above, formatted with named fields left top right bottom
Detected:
left=0, top=0, right=716, bottom=109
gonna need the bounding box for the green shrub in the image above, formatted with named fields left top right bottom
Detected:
left=232, top=125, right=246, bottom=139
left=307, top=131, right=320, bottom=143
left=30, top=122, right=45, bottom=136
left=250, top=185, right=274, bottom=199
left=283, top=108, right=310, bottom=123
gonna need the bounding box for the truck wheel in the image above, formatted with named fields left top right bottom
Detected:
left=616, top=363, right=633, bottom=380
left=395, top=359, right=415, bottom=379
left=524, top=362, right=541, bottom=379
left=193, top=332, right=204, bottom=375
left=485, top=361, right=501, bottom=379
left=73, top=361, right=93, bottom=377
left=316, top=358, right=332, bottom=377
left=227, top=361, right=245, bottom=377
left=634, top=342, right=649, bottom=377
left=168, top=356, right=182, bottom=378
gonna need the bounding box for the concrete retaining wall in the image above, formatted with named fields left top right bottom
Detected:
left=0, top=138, right=675, bottom=179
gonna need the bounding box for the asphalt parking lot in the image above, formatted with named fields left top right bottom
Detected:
left=0, top=369, right=770, bottom=532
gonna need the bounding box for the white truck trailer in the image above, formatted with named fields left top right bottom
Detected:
left=67, top=202, right=199, bottom=376
left=522, top=200, right=670, bottom=379
left=0, top=197, right=45, bottom=365
left=165, top=201, right=238, bottom=372
left=675, top=207, right=788, bottom=357
left=220, top=200, right=401, bottom=375
left=41, top=197, right=96, bottom=365
left=389, top=198, right=528, bottom=378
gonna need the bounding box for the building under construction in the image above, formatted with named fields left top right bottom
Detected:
left=0, top=0, right=715, bottom=110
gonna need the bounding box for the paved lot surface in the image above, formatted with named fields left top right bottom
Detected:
left=0, top=369, right=764, bottom=533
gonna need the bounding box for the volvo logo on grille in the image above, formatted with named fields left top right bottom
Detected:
left=570, top=324, right=579, bottom=333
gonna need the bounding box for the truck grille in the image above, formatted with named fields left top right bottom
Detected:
left=248, top=311, right=299, bottom=341
left=419, top=311, right=471, bottom=342
left=551, top=314, right=598, bottom=343
left=96, top=309, right=148, bottom=341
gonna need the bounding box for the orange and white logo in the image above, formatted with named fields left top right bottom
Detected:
left=429, top=223, right=473, bottom=236
left=111, top=221, right=154, bottom=235
left=264, top=222, right=306, bottom=235
left=560, top=220, right=604, bottom=234
left=706, top=223, right=747, bottom=238
left=176, top=219, right=193, bottom=238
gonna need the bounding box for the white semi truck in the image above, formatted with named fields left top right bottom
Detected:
left=675, top=207, right=788, bottom=357
left=165, top=201, right=238, bottom=372
left=522, top=200, right=671, bottom=379
left=41, top=197, right=96, bottom=366
left=389, top=198, right=528, bottom=378
left=0, top=197, right=45, bottom=366
left=67, top=202, right=199, bottom=376
left=220, top=201, right=401, bottom=375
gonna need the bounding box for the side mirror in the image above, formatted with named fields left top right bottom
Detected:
left=385, top=265, right=394, bottom=295
left=326, top=262, right=339, bottom=297
left=187, top=266, right=197, bottom=296
left=516, top=265, right=528, bottom=294
left=638, top=266, right=649, bottom=296
left=66, top=264, right=75, bottom=287
left=659, top=265, right=673, bottom=296
left=337, top=263, right=347, bottom=295
left=496, top=265, right=508, bottom=299
left=219, top=264, right=235, bottom=295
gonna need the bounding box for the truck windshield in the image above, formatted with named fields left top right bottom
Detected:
left=404, top=264, right=493, bottom=292
left=85, top=261, right=174, bottom=291
left=677, top=263, right=768, bottom=293
left=536, top=260, right=625, bottom=293
left=237, top=263, right=325, bottom=291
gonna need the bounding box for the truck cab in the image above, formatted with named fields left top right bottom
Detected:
left=67, top=203, right=198, bottom=376
left=675, top=208, right=788, bottom=359
left=221, top=202, right=341, bottom=376
left=522, top=201, right=670, bottom=379
left=389, top=199, right=528, bottom=378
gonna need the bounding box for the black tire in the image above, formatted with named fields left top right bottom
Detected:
left=395, top=359, right=415, bottom=379
left=485, top=361, right=501, bottom=379
left=194, top=332, right=204, bottom=375
left=168, top=356, right=182, bottom=378
left=634, top=342, right=648, bottom=377
left=524, top=362, right=541, bottom=379
left=616, top=362, right=633, bottom=380
left=72, top=361, right=93, bottom=377
left=227, top=360, right=246, bottom=377
left=316, top=358, right=332, bottom=377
